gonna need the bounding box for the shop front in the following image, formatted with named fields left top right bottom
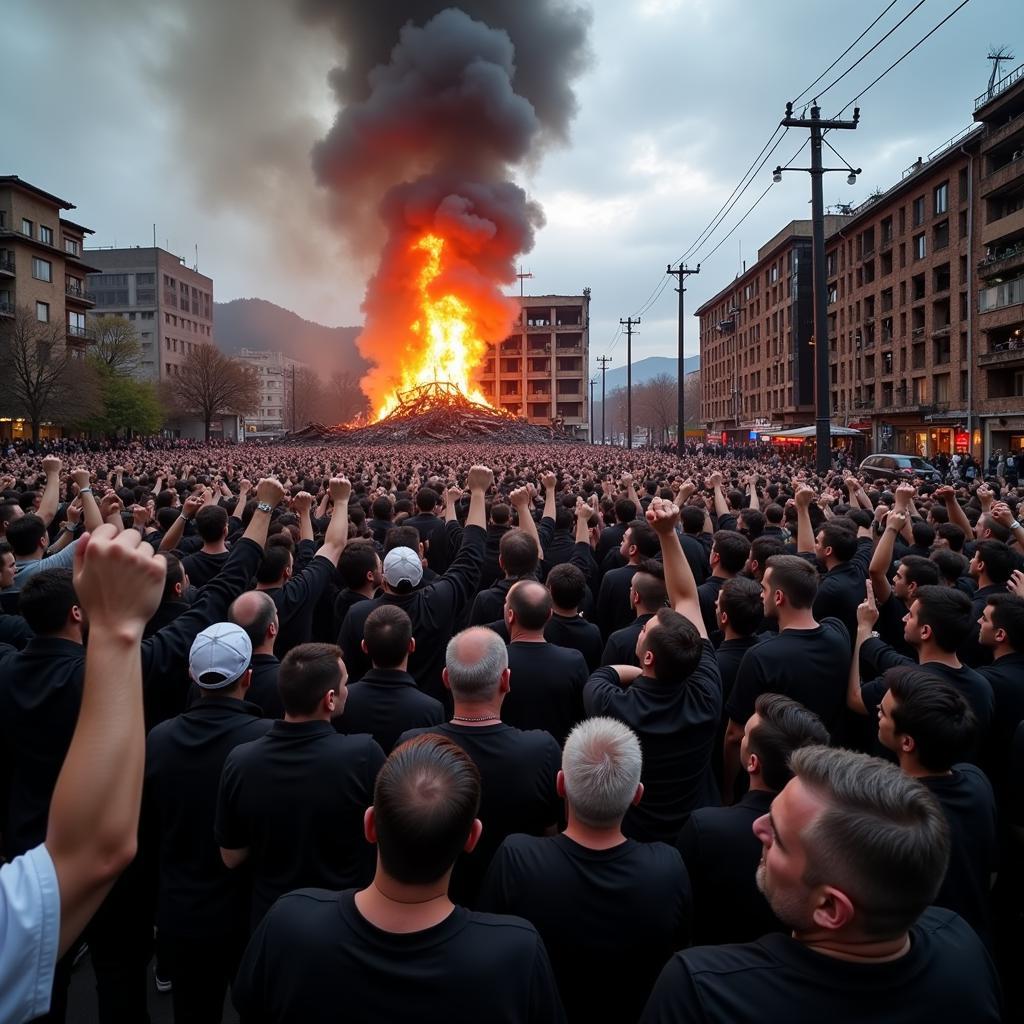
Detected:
left=876, top=414, right=968, bottom=459
left=984, top=416, right=1024, bottom=459
left=0, top=418, right=62, bottom=442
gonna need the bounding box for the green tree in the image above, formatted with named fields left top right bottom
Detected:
left=88, top=314, right=142, bottom=375
left=80, top=360, right=163, bottom=436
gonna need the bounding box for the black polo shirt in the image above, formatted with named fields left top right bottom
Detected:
left=728, top=618, right=850, bottom=731
left=479, top=833, right=690, bottom=1023
left=233, top=888, right=565, bottom=1023
left=639, top=907, right=1001, bottom=1023
left=811, top=539, right=872, bottom=650
left=247, top=653, right=283, bottom=718
left=143, top=697, right=273, bottom=938
left=979, top=652, right=1024, bottom=798
left=216, top=720, right=385, bottom=927
left=546, top=612, right=603, bottom=672
left=601, top=612, right=653, bottom=668
left=584, top=642, right=723, bottom=842
left=182, top=549, right=230, bottom=588
left=713, top=635, right=762, bottom=707
left=678, top=788, right=783, bottom=945
left=595, top=564, right=638, bottom=639
left=502, top=641, right=588, bottom=743
left=336, top=668, right=444, bottom=753
left=469, top=577, right=517, bottom=626
left=697, top=576, right=725, bottom=638
left=397, top=721, right=561, bottom=908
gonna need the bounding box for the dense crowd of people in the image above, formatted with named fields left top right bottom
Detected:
left=0, top=436, right=1021, bottom=1022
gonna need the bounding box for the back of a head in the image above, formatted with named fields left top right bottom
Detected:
left=748, top=693, right=829, bottom=792
left=256, top=545, right=292, bottom=585
left=371, top=496, right=393, bottom=521
left=935, top=522, right=966, bottom=552
left=229, top=590, right=278, bottom=649
left=930, top=547, right=968, bottom=585
left=6, top=513, right=46, bottom=557
left=680, top=505, right=705, bottom=534
left=374, top=734, right=481, bottom=885
left=338, top=540, right=379, bottom=589
left=898, top=555, right=940, bottom=589
left=644, top=607, right=702, bottom=683
left=162, top=552, right=184, bottom=601
left=791, top=745, right=950, bottom=937
left=562, top=717, right=642, bottom=828
left=614, top=498, right=636, bottom=524
left=764, top=554, right=818, bottom=609
left=445, top=627, right=508, bottom=701
left=975, top=539, right=1014, bottom=585
left=18, top=568, right=76, bottom=635
left=911, top=520, right=935, bottom=549
left=415, top=487, right=440, bottom=513
left=507, top=579, right=552, bottom=630
left=490, top=502, right=511, bottom=527
left=364, top=604, right=413, bottom=669
left=913, top=585, right=972, bottom=651
left=764, top=503, right=785, bottom=526
left=278, top=643, right=343, bottom=716
left=713, top=529, right=750, bottom=574
left=156, top=506, right=180, bottom=533
left=719, top=576, right=764, bottom=636
left=987, top=593, right=1024, bottom=651
left=385, top=524, right=421, bottom=555
left=546, top=562, right=586, bottom=611
left=554, top=507, right=573, bottom=532
left=884, top=667, right=976, bottom=773
left=632, top=559, right=667, bottom=611
left=740, top=508, right=765, bottom=539
left=627, top=519, right=660, bottom=558
left=499, top=529, right=539, bottom=578
left=195, top=504, right=228, bottom=543
left=750, top=536, right=786, bottom=573
left=818, top=521, right=858, bottom=562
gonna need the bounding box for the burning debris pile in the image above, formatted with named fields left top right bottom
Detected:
left=291, top=381, right=579, bottom=445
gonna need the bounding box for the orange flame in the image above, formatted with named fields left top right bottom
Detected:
left=374, top=233, right=493, bottom=420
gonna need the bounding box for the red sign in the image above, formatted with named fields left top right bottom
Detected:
left=720, top=431, right=728, bottom=445
left=955, top=430, right=969, bottom=454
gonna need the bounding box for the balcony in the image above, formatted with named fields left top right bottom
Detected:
left=66, top=324, right=89, bottom=340
left=978, top=240, right=1024, bottom=279
left=65, top=283, right=96, bottom=305
left=980, top=154, right=1024, bottom=198
left=979, top=275, right=1024, bottom=315
left=0, top=252, right=13, bottom=276
left=912, top=326, right=925, bottom=339
left=0, top=301, right=14, bottom=318
left=932, top=324, right=952, bottom=338
left=979, top=338, right=1024, bottom=367
left=977, top=63, right=1024, bottom=112
left=980, top=108, right=1024, bottom=153
left=526, top=322, right=553, bottom=333
left=981, top=206, right=1024, bottom=248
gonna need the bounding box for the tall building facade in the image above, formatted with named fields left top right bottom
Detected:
left=0, top=176, right=98, bottom=438
left=236, top=348, right=307, bottom=435
left=84, top=247, right=214, bottom=386
left=697, top=58, right=1024, bottom=460
left=478, top=291, right=590, bottom=437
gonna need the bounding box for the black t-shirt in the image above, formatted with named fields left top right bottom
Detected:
left=811, top=541, right=872, bottom=650
left=479, top=833, right=691, bottom=1024
left=678, top=789, right=783, bottom=946
left=979, top=652, right=1024, bottom=800
left=596, top=564, right=638, bottom=639
left=919, top=766, right=997, bottom=944
left=639, top=907, right=1001, bottom=1023
left=233, top=888, right=565, bottom=1023
left=397, top=722, right=562, bottom=907
left=215, top=720, right=385, bottom=927
left=713, top=636, right=762, bottom=707
left=583, top=642, right=723, bottom=842
left=601, top=613, right=652, bottom=668
left=546, top=613, right=603, bottom=673
left=502, top=641, right=588, bottom=743
left=728, top=619, right=850, bottom=730
left=697, top=577, right=725, bottom=638
left=336, top=668, right=445, bottom=753
left=182, top=549, right=230, bottom=589
left=247, top=654, right=283, bottom=718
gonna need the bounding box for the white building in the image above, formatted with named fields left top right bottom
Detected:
left=236, top=348, right=308, bottom=436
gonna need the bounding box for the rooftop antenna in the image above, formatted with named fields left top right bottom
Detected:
left=152, top=224, right=156, bottom=248
left=987, top=46, right=1016, bottom=99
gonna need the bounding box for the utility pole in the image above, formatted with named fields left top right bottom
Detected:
left=778, top=101, right=860, bottom=472
left=666, top=262, right=700, bottom=455
left=291, top=362, right=297, bottom=432
left=588, top=378, right=596, bottom=444
left=597, top=355, right=612, bottom=445
left=620, top=317, right=640, bottom=449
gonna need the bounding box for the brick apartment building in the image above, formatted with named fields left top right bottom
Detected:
left=477, top=291, right=591, bottom=438
left=0, top=176, right=98, bottom=439
left=697, top=59, right=1024, bottom=461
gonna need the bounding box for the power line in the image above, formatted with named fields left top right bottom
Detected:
left=790, top=0, right=903, bottom=106
left=814, top=0, right=929, bottom=103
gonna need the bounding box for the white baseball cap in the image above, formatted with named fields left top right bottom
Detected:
left=383, top=546, right=423, bottom=590
left=189, top=622, right=252, bottom=689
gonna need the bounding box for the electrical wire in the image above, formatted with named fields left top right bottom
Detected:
left=790, top=0, right=903, bottom=106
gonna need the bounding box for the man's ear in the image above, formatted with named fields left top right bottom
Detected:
left=811, top=885, right=855, bottom=932
left=499, top=667, right=511, bottom=694
left=464, top=818, right=483, bottom=854
left=408, top=636, right=416, bottom=654
left=361, top=639, right=369, bottom=655
left=364, top=806, right=377, bottom=844
left=556, top=770, right=566, bottom=799
left=442, top=667, right=452, bottom=692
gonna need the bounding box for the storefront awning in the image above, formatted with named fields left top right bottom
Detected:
left=762, top=424, right=864, bottom=438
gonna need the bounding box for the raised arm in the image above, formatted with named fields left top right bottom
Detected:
left=708, top=472, right=730, bottom=520
left=794, top=484, right=816, bottom=554
left=846, top=580, right=878, bottom=716
left=232, top=479, right=251, bottom=521
left=71, top=467, right=104, bottom=534
left=292, top=491, right=315, bottom=545
left=936, top=484, right=973, bottom=539
left=159, top=493, right=203, bottom=552
left=541, top=471, right=558, bottom=522
left=622, top=472, right=642, bottom=518
left=465, top=465, right=492, bottom=530
left=868, top=509, right=905, bottom=605
left=510, top=486, right=541, bottom=556
left=46, top=524, right=165, bottom=955
left=746, top=475, right=760, bottom=512
left=315, top=478, right=351, bottom=564
left=647, top=497, right=707, bottom=639
left=38, top=455, right=62, bottom=528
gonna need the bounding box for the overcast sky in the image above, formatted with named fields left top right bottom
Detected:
left=6, top=0, right=1017, bottom=377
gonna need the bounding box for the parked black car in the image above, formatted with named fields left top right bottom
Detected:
left=859, top=453, right=943, bottom=484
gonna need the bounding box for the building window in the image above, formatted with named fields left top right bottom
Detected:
left=21, top=218, right=33, bottom=237
left=912, top=197, right=925, bottom=226
left=32, top=257, right=52, bottom=282
left=63, top=237, right=80, bottom=257
left=36, top=301, right=49, bottom=323
left=68, top=311, right=86, bottom=335
left=39, top=226, right=53, bottom=246
left=913, top=234, right=926, bottom=260
left=934, top=182, right=948, bottom=215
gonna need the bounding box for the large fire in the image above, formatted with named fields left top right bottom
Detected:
left=373, top=233, right=492, bottom=420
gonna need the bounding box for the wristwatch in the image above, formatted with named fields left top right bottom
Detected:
left=1011, top=520, right=1022, bottom=531
left=256, top=501, right=273, bottom=514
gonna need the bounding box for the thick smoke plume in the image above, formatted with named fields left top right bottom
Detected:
left=303, top=1, right=592, bottom=414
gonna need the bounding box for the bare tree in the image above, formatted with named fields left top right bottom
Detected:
left=326, top=369, right=369, bottom=425
left=0, top=306, right=100, bottom=442
left=165, top=344, right=259, bottom=441
left=635, top=373, right=677, bottom=445
left=683, top=369, right=701, bottom=435
left=285, top=366, right=323, bottom=431
left=88, top=314, right=142, bottom=375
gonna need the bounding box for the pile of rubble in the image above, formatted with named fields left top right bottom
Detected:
left=289, top=381, right=581, bottom=445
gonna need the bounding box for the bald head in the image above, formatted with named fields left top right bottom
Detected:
left=229, top=590, right=278, bottom=653
left=506, top=579, right=552, bottom=632
left=444, top=627, right=509, bottom=701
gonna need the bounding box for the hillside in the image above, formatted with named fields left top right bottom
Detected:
left=599, top=355, right=699, bottom=393
left=214, top=298, right=366, bottom=376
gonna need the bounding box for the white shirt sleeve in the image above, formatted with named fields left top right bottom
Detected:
left=0, top=844, right=60, bottom=1024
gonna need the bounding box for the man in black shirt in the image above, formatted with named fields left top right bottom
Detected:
left=336, top=604, right=444, bottom=752
left=501, top=580, right=588, bottom=742
left=696, top=530, right=750, bottom=638
left=712, top=577, right=764, bottom=703
left=585, top=499, right=722, bottom=841
left=332, top=540, right=380, bottom=639
left=876, top=667, right=996, bottom=944
left=216, top=642, right=385, bottom=927
left=469, top=528, right=539, bottom=626
left=181, top=504, right=230, bottom=588
left=405, top=486, right=450, bottom=574
left=144, top=621, right=273, bottom=1023
left=233, top=734, right=565, bottom=1023
left=595, top=519, right=660, bottom=639
left=398, top=626, right=562, bottom=906
left=680, top=694, right=829, bottom=946
left=724, top=555, right=850, bottom=799
left=545, top=563, right=602, bottom=672
left=480, top=717, right=690, bottom=1023
left=641, top=746, right=1001, bottom=1023
left=228, top=590, right=283, bottom=717
left=601, top=559, right=666, bottom=666
left=963, top=538, right=1016, bottom=667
